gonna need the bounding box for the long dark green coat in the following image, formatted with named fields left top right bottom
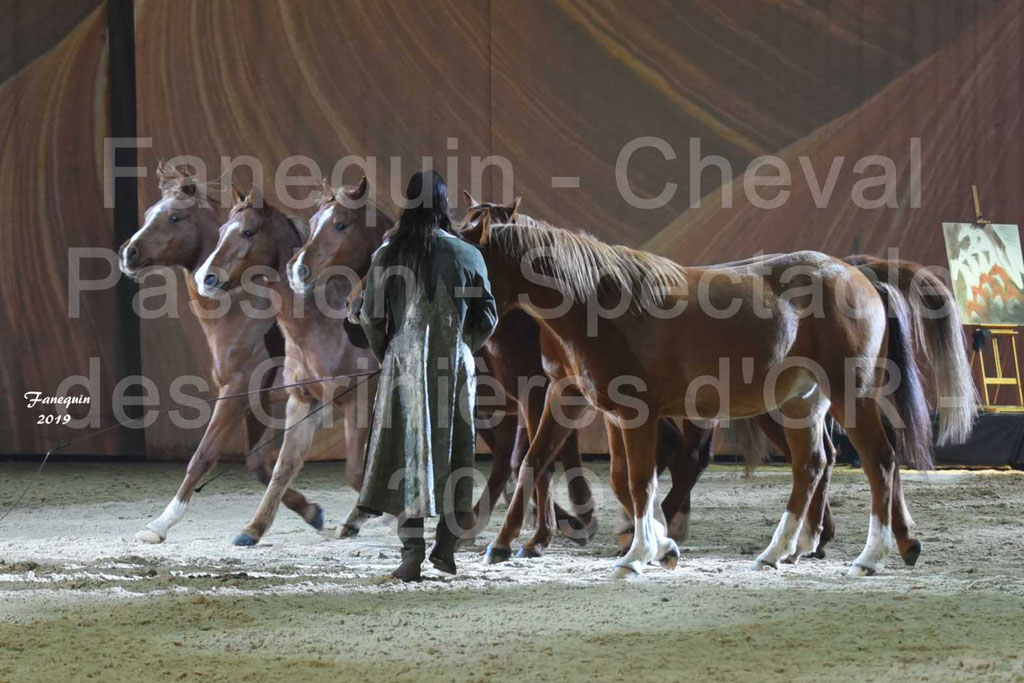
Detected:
left=357, top=231, right=498, bottom=518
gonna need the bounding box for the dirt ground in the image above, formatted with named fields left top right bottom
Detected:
left=1, top=461, right=1023, bottom=682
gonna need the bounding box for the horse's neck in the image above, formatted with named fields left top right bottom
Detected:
left=185, top=210, right=222, bottom=274
left=269, top=214, right=305, bottom=274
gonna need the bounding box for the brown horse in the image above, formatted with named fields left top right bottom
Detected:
left=118, top=163, right=323, bottom=543
left=195, top=181, right=386, bottom=545
left=460, top=205, right=975, bottom=577
left=461, top=196, right=835, bottom=563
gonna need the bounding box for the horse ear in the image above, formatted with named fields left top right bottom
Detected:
left=320, top=179, right=334, bottom=201
left=463, top=190, right=480, bottom=208
left=248, top=185, right=264, bottom=208
left=462, top=213, right=490, bottom=246
left=231, top=185, right=245, bottom=206
left=346, top=175, right=369, bottom=200
left=509, top=194, right=523, bottom=220
left=176, top=168, right=197, bottom=197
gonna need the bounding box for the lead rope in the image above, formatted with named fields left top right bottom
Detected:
left=0, top=368, right=380, bottom=528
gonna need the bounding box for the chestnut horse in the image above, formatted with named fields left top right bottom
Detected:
left=461, top=196, right=835, bottom=563
left=460, top=207, right=975, bottom=577
left=118, top=163, right=323, bottom=543
left=195, top=182, right=385, bottom=545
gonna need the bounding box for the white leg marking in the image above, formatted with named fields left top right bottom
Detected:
left=137, top=497, right=187, bottom=543
left=848, top=513, right=893, bottom=577
left=752, top=511, right=803, bottom=570
left=614, top=477, right=678, bottom=578
left=792, top=521, right=820, bottom=561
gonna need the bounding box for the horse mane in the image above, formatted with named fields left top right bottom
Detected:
left=489, top=214, right=687, bottom=306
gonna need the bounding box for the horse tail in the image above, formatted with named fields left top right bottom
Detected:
left=871, top=281, right=935, bottom=469
left=846, top=255, right=978, bottom=447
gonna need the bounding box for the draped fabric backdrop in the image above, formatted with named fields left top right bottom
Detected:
left=1, top=0, right=1020, bottom=457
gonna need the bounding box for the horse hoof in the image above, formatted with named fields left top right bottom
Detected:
left=749, top=558, right=777, bottom=571
left=338, top=524, right=360, bottom=539
left=810, top=548, right=826, bottom=560
left=232, top=533, right=259, bottom=547
left=612, top=562, right=642, bottom=580
left=516, top=546, right=542, bottom=559
left=307, top=505, right=325, bottom=531
left=901, top=539, right=922, bottom=567
left=564, top=530, right=589, bottom=548
left=484, top=544, right=512, bottom=564
left=136, top=528, right=164, bottom=544
left=659, top=547, right=680, bottom=570
left=848, top=562, right=877, bottom=577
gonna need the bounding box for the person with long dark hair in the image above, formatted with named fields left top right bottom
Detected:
left=356, top=170, right=498, bottom=581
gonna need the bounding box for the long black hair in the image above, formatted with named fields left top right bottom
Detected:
left=381, top=170, right=452, bottom=279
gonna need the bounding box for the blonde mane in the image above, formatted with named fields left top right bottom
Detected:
left=489, top=214, right=688, bottom=306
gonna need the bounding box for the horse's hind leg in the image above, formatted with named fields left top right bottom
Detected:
left=243, top=411, right=323, bottom=531
left=466, top=416, right=516, bottom=542
left=136, top=384, right=249, bottom=543
left=834, top=399, right=898, bottom=576
left=555, top=431, right=597, bottom=545
left=614, top=418, right=677, bottom=578
left=879, top=422, right=921, bottom=565
left=753, top=399, right=828, bottom=570
left=891, top=463, right=921, bottom=565
left=517, top=417, right=585, bottom=558
left=659, top=419, right=712, bottom=544
left=233, top=396, right=324, bottom=546
left=786, top=418, right=836, bottom=561
left=756, top=413, right=835, bottom=559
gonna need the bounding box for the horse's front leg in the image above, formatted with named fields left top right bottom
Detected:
left=485, top=387, right=574, bottom=563
left=243, top=409, right=324, bottom=532
left=136, top=381, right=249, bottom=543
left=233, top=395, right=324, bottom=546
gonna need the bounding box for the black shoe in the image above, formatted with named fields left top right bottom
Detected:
left=392, top=517, right=425, bottom=582
left=429, top=516, right=459, bottom=575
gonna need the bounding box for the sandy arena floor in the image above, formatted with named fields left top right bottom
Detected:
left=1, top=461, right=1023, bottom=682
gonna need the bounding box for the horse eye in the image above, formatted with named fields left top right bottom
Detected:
left=170, top=215, right=181, bottom=223
left=243, top=229, right=254, bottom=239
left=335, top=222, right=347, bottom=232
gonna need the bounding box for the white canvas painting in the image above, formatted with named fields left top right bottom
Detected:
left=943, top=222, right=1024, bottom=325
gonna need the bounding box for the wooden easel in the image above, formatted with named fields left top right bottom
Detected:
left=965, top=185, right=1024, bottom=412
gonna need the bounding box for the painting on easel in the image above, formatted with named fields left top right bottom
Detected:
left=942, top=222, right=1024, bottom=325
